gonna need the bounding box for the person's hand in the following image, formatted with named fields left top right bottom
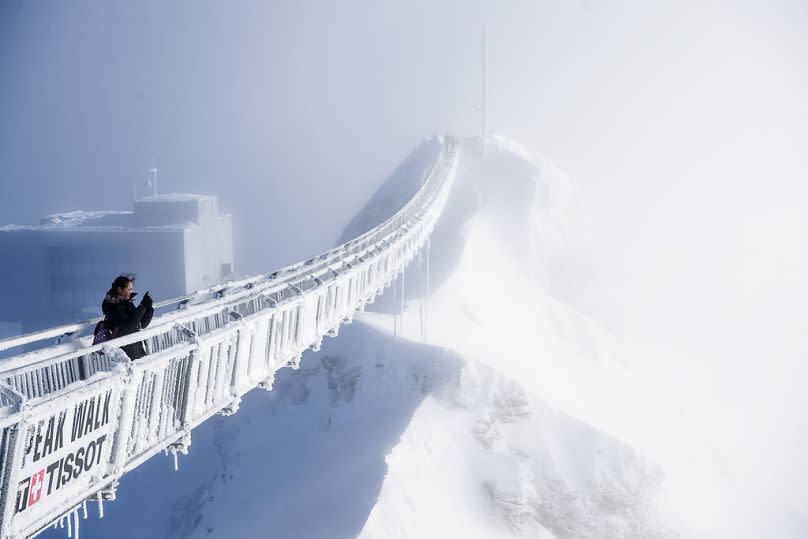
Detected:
left=142, top=291, right=153, bottom=307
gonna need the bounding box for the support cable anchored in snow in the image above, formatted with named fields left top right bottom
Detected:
left=419, top=253, right=425, bottom=344
left=425, top=236, right=431, bottom=344
left=400, top=267, right=406, bottom=339
left=0, top=137, right=460, bottom=539
left=392, top=277, right=398, bottom=339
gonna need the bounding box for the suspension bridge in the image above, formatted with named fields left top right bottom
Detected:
left=0, top=137, right=460, bottom=539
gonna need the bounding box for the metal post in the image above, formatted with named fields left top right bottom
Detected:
left=0, top=420, right=27, bottom=537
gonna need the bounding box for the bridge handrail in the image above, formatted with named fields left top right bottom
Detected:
left=0, top=139, right=446, bottom=356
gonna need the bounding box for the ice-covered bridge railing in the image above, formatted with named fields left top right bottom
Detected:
left=0, top=136, right=460, bottom=539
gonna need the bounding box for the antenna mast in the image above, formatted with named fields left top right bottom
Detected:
left=482, top=25, right=488, bottom=154
left=148, top=156, right=159, bottom=197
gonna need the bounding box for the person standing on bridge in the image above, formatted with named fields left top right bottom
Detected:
left=101, top=275, right=154, bottom=360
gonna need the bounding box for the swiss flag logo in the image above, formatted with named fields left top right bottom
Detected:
left=28, top=469, right=44, bottom=507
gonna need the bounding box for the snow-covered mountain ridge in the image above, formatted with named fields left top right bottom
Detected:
left=353, top=135, right=673, bottom=538
left=40, top=136, right=674, bottom=538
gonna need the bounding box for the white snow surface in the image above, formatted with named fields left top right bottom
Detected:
left=139, top=193, right=213, bottom=203
left=40, top=136, right=679, bottom=539
left=0, top=210, right=132, bottom=231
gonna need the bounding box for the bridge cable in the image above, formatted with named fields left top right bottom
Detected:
left=425, top=237, right=431, bottom=344
left=392, top=276, right=398, bottom=360
left=400, top=266, right=405, bottom=340
left=419, top=252, right=425, bottom=343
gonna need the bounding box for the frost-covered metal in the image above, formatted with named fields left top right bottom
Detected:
left=0, top=137, right=460, bottom=538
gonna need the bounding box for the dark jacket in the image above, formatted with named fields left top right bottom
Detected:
left=101, top=292, right=154, bottom=360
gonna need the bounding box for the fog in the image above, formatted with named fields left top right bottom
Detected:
left=2, top=0, right=806, bottom=535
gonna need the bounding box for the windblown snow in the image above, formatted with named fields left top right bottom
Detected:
left=39, top=136, right=675, bottom=539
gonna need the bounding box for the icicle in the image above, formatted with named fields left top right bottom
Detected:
left=67, top=509, right=72, bottom=537
left=97, top=491, right=105, bottom=519
left=173, top=449, right=179, bottom=471
left=82, top=500, right=88, bottom=519
left=74, top=508, right=80, bottom=539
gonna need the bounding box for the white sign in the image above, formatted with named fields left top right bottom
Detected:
left=11, top=385, right=119, bottom=532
